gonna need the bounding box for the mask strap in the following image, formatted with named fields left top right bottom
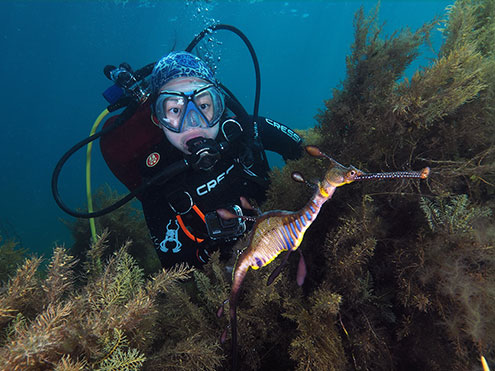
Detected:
left=150, top=112, right=161, bottom=127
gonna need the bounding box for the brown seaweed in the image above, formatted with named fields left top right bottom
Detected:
left=1, top=1, right=494, bottom=369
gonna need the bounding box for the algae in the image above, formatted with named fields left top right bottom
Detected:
left=2, top=0, right=495, bottom=369
left=0, top=236, right=26, bottom=284
left=240, top=1, right=495, bottom=369
left=68, top=186, right=161, bottom=276
left=0, top=232, right=196, bottom=370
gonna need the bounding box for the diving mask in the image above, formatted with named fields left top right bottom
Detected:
left=154, top=84, right=225, bottom=133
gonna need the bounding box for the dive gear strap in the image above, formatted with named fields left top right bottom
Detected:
left=53, top=24, right=266, bottom=221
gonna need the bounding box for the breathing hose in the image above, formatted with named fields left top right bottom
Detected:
left=86, top=108, right=110, bottom=240
left=185, top=24, right=262, bottom=131
left=52, top=24, right=262, bottom=238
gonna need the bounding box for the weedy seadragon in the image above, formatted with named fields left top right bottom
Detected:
left=217, top=145, right=430, bottom=369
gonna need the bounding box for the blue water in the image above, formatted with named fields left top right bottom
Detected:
left=0, top=0, right=451, bottom=255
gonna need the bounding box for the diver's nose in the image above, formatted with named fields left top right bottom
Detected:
left=186, top=110, right=202, bottom=127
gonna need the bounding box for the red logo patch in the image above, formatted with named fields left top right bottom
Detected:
left=146, top=152, right=160, bottom=167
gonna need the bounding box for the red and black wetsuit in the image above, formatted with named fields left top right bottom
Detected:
left=101, top=104, right=302, bottom=268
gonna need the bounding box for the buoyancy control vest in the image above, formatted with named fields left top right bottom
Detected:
left=52, top=24, right=266, bottom=227
left=99, top=103, right=163, bottom=199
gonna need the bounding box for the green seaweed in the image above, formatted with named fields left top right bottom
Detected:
left=0, top=236, right=27, bottom=284
left=260, top=1, right=495, bottom=369
left=68, top=186, right=161, bottom=276
left=420, top=194, right=492, bottom=233
left=0, top=234, right=196, bottom=370
left=2, top=1, right=495, bottom=369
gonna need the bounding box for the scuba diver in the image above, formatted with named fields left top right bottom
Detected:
left=101, top=51, right=302, bottom=268
left=52, top=25, right=303, bottom=269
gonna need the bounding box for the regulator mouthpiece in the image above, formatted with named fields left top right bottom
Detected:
left=186, top=137, right=221, bottom=171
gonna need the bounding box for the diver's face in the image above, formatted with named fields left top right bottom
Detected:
left=159, top=77, right=219, bottom=154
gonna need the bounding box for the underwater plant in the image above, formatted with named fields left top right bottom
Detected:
left=0, top=236, right=26, bottom=284
left=0, top=232, right=202, bottom=370
left=316, top=2, right=495, bottom=201
left=3, top=0, right=494, bottom=369
left=68, top=186, right=161, bottom=276
left=216, top=145, right=428, bottom=370
left=420, top=194, right=492, bottom=233
left=252, top=1, right=495, bottom=369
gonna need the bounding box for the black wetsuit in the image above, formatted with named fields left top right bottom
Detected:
left=140, top=116, right=302, bottom=268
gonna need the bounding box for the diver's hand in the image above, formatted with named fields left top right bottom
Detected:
left=239, top=196, right=260, bottom=216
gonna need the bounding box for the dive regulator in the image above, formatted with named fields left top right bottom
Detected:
left=52, top=24, right=264, bottom=220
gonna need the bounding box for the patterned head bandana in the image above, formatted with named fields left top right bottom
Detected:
left=151, top=51, right=218, bottom=95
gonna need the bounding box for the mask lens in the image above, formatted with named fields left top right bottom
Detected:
left=155, top=85, right=225, bottom=133
left=161, top=96, right=185, bottom=131
left=183, top=106, right=206, bottom=129
left=193, top=89, right=215, bottom=122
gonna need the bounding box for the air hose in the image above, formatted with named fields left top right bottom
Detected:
left=86, top=108, right=110, bottom=240
left=52, top=24, right=263, bottom=243
left=185, top=24, right=261, bottom=124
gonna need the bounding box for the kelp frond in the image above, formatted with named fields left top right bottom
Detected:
left=440, top=0, right=495, bottom=57
left=89, top=241, right=145, bottom=310
left=1, top=302, right=74, bottom=368
left=147, top=262, right=194, bottom=295
left=53, top=354, right=87, bottom=371
left=94, top=328, right=146, bottom=371
left=156, top=333, right=223, bottom=371
left=84, top=229, right=111, bottom=281
left=393, top=44, right=487, bottom=127
left=97, top=347, right=146, bottom=371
